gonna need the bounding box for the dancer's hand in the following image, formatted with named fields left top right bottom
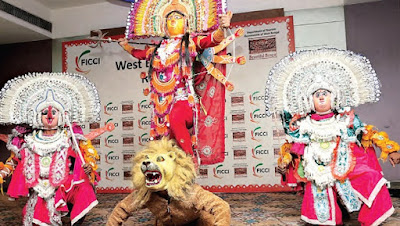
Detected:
left=143, top=88, right=150, bottom=96
left=225, top=81, right=234, bottom=91
left=219, top=11, right=232, bottom=29
left=0, top=134, right=8, bottom=143
left=389, top=152, right=400, bottom=167
left=83, top=163, right=93, bottom=175
left=118, top=38, right=128, bottom=47
left=234, top=28, right=244, bottom=38
left=276, top=164, right=288, bottom=175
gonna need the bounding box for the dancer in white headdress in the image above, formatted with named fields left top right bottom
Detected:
left=0, top=72, right=113, bottom=225
left=266, top=48, right=400, bottom=225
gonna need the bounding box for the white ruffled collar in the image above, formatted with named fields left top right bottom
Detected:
left=25, top=129, right=69, bottom=156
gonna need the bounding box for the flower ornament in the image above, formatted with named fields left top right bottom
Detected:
left=362, top=125, right=400, bottom=160
left=381, top=140, right=400, bottom=160
left=371, top=131, right=389, bottom=146
left=278, top=141, right=293, bottom=166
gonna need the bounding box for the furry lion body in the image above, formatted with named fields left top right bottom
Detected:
left=107, top=138, right=231, bottom=226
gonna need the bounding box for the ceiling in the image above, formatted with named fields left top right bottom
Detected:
left=36, top=0, right=109, bottom=9
left=35, top=0, right=381, bottom=10
left=0, top=16, right=50, bottom=44
left=0, top=0, right=381, bottom=45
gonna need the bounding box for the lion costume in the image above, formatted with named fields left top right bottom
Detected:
left=107, top=138, right=231, bottom=226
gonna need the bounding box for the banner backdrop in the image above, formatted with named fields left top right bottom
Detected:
left=62, top=16, right=295, bottom=193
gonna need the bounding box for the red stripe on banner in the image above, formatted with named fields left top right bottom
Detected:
left=96, top=184, right=295, bottom=194
left=286, top=16, right=295, bottom=53
left=96, top=187, right=133, bottom=194
left=203, top=184, right=295, bottom=193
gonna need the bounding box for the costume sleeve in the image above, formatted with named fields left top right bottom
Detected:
left=281, top=111, right=310, bottom=143
left=6, top=127, right=27, bottom=158
left=193, top=28, right=225, bottom=50
left=7, top=137, right=24, bottom=157
left=193, top=184, right=231, bottom=226
left=346, top=113, right=364, bottom=143
left=291, top=143, right=305, bottom=155
left=122, top=43, right=155, bottom=60
left=68, top=123, right=86, bottom=142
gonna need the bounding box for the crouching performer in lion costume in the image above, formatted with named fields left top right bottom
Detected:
left=107, top=138, right=231, bottom=226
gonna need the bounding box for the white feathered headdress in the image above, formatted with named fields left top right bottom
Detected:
left=0, top=72, right=101, bottom=128
left=265, top=48, right=381, bottom=116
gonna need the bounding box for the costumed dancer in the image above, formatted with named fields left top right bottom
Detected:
left=265, top=48, right=400, bottom=225
left=0, top=72, right=112, bottom=225
left=118, top=0, right=241, bottom=166
left=106, top=138, right=231, bottom=226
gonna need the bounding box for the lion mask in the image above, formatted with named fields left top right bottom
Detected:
left=131, top=138, right=196, bottom=207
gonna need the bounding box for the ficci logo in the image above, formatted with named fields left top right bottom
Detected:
left=75, top=50, right=100, bottom=74
left=213, top=164, right=229, bottom=179
left=104, top=102, right=119, bottom=116
left=251, top=127, right=268, bottom=142
left=138, top=116, right=151, bottom=130
left=252, top=145, right=268, bottom=159
left=249, top=109, right=267, bottom=123
left=139, top=133, right=150, bottom=146
left=138, top=100, right=151, bottom=113
left=105, top=134, right=119, bottom=148
left=105, top=151, right=119, bottom=164
left=249, top=91, right=266, bottom=106
left=105, top=167, right=120, bottom=181
left=252, top=163, right=269, bottom=178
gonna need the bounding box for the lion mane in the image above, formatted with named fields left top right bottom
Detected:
left=131, top=138, right=196, bottom=209
left=107, top=138, right=231, bottom=226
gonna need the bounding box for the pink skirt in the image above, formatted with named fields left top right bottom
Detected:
left=7, top=160, right=29, bottom=198
left=300, top=145, right=394, bottom=225
left=22, top=175, right=98, bottom=225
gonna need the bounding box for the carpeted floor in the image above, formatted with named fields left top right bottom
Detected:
left=1, top=191, right=400, bottom=225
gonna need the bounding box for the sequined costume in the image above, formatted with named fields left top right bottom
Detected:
left=123, top=31, right=224, bottom=156
left=0, top=72, right=103, bottom=225
left=5, top=125, right=99, bottom=225
left=121, top=0, right=230, bottom=164
left=266, top=48, right=398, bottom=225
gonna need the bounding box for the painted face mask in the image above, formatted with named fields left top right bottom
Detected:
left=41, top=105, right=60, bottom=129
left=166, top=11, right=186, bottom=37
left=312, top=89, right=332, bottom=113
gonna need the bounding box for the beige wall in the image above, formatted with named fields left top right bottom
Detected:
left=346, top=0, right=400, bottom=181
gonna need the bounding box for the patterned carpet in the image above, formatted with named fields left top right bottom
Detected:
left=1, top=191, right=400, bottom=225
